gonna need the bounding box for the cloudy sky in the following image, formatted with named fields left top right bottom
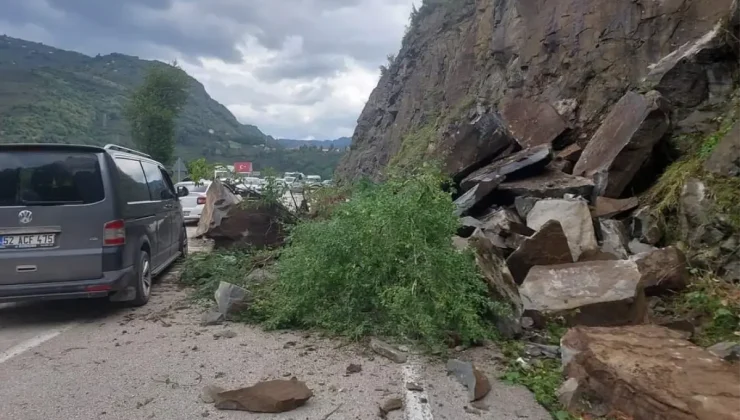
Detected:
left=0, top=0, right=417, bottom=139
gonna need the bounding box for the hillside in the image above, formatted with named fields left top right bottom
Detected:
left=0, top=35, right=272, bottom=159
left=276, top=137, right=351, bottom=149
left=337, top=0, right=739, bottom=181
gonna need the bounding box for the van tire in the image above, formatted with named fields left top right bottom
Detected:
left=131, top=251, right=152, bottom=307
left=179, top=225, right=188, bottom=259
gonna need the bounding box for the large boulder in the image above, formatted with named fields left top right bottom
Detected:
left=519, top=260, right=647, bottom=327
left=197, top=179, right=292, bottom=249
left=561, top=325, right=740, bottom=420
left=506, top=220, right=574, bottom=285
left=453, top=173, right=505, bottom=216
left=461, top=145, right=552, bottom=191
left=442, top=111, right=517, bottom=179
left=630, top=246, right=689, bottom=295
left=642, top=22, right=732, bottom=109
left=572, top=91, right=671, bottom=198
left=592, top=196, right=639, bottom=219
left=598, top=219, right=630, bottom=259
left=526, top=199, right=598, bottom=260
left=629, top=206, right=663, bottom=245
left=469, top=235, right=523, bottom=319
left=499, top=96, right=569, bottom=148
left=705, top=120, right=740, bottom=177
left=196, top=179, right=241, bottom=237
left=497, top=169, right=594, bottom=199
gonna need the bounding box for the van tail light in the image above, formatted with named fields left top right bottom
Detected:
left=196, top=196, right=206, bottom=205
left=103, top=220, right=125, bottom=246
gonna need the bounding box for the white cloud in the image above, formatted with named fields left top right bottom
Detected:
left=0, top=0, right=417, bottom=139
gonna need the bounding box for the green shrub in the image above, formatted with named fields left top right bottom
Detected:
left=251, top=168, right=496, bottom=348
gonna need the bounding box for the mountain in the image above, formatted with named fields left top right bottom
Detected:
left=276, top=137, right=351, bottom=149
left=0, top=35, right=273, bottom=159
left=336, top=0, right=738, bottom=181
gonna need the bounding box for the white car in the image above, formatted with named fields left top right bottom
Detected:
left=175, top=181, right=211, bottom=223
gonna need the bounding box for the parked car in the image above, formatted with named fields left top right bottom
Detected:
left=285, top=176, right=304, bottom=193
left=305, top=175, right=322, bottom=186
left=0, top=143, right=188, bottom=306
left=237, top=176, right=263, bottom=193
left=175, top=180, right=211, bottom=223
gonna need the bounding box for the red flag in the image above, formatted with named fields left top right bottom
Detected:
left=234, top=162, right=252, bottom=173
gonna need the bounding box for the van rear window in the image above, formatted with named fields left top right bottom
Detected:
left=0, top=151, right=105, bottom=206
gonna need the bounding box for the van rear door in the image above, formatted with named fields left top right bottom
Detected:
left=0, top=148, right=111, bottom=285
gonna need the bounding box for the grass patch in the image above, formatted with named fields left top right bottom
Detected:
left=501, top=358, right=575, bottom=420
left=248, top=168, right=499, bottom=349
left=388, top=123, right=439, bottom=170
left=645, top=100, right=740, bottom=231
left=498, top=320, right=575, bottom=420
left=660, top=271, right=740, bottom=347
left=180, top=248, right=277, bottom=301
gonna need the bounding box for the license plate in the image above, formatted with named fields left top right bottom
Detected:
left=183, top=211, right=190, bottom=216
left=0, top=234, right=56, bottom=249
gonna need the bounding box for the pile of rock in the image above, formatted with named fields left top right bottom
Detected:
left=446, top=22, right=740, bottom=419
left=451, top=86, right=688, bottom=330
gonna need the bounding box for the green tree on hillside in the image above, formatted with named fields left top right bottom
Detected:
left=124, top=62, right=190, bottom=165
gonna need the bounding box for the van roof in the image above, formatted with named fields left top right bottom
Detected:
left=0, top=143, right=165, bottom=166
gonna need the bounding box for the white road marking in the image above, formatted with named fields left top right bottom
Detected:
left=0, top=323, right=75, bottom=364
left=403, top=360, right=434, bottom=420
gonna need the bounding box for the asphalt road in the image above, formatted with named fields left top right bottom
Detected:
left=0, top=229, right=549, bottom=420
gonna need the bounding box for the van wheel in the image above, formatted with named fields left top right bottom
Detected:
left=131, top=251, right=152, bottom=307
left=179, top=226, right=188, bottom=259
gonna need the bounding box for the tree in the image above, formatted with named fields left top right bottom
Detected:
left=186, top=158, right=214, bottom=185
left=124, top=62, right=190, bottom=165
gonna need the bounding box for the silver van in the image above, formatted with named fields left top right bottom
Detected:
left=0, top=144, right=188, bottom=306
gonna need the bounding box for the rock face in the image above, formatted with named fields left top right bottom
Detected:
left=519, top=260, right=647, bottom=327
left=527, top=199, right=598, bottom=260
left=572, top=91, right=671, bottom=198
left=335, top=0, right=736, bottom=182
left=506, top=220, right=574, bottom=285
left=499, top=96, right=568, bottom=148
left=561, top=325, right=740, bottom=420
left=215, top=379, right=313, bottom=413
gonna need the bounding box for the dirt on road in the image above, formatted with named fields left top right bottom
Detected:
left=0, top=229, right=549, bottom=420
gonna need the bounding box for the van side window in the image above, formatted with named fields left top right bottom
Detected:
left=141, top=162, right=174, bottom=200
left=159, top=169, right=177, bottom=198
left=114, top=158, right=150, bottom=202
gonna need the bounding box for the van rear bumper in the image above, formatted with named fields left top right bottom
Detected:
left=0, top=266, right=135, bottom=303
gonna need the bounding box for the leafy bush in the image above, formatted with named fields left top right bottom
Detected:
left=181, top=248, right=277, bottom=301
left=250, top=168, right=496, bottom=348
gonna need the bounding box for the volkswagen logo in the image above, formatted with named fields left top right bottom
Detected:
left=18, top=210, right=33, bottom=224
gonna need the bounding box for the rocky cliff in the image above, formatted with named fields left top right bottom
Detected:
left=337, top=0, right=739, bottom=182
